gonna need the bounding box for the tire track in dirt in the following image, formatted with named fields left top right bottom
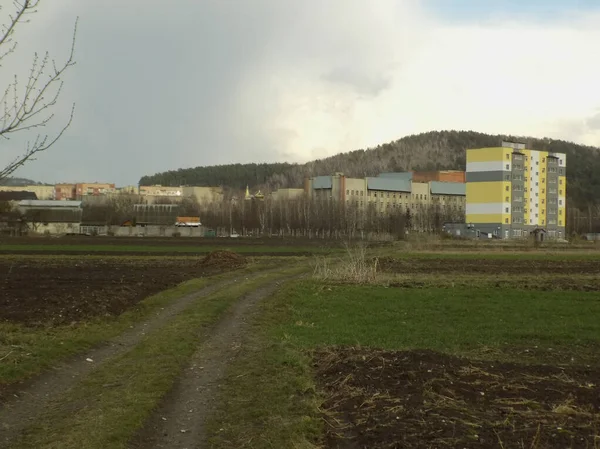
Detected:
left=0, top=270, right=273, bottom=448
left=130, top=274, right=301, bottom=449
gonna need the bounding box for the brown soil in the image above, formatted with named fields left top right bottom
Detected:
left=316, top=348, right=600, bottom=449
left=378, top=256, right=600, bottom=275
left=0, top=257, right=234, bottom=326
left=200, top=250, right=246, bottom=269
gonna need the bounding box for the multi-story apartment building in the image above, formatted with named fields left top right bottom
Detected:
left=466, top=141, right=566, bottom=239
left=55, top=183, right=116, bottom=200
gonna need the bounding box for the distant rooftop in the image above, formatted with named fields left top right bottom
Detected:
left=0, top=191, right=37, bottom=201
left=430, top=181, right=465, bottom=196
left=367, top=177, right=412, bottom=193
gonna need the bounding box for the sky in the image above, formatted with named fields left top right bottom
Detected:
left=1, top=0, right=600, bottom=186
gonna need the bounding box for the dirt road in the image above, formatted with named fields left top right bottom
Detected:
left=0, top=267, right=299, bottom=449
left=130, top=278, right=295, bottom=448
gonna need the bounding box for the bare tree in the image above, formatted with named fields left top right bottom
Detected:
left=0, top=1, right=77, bottom=182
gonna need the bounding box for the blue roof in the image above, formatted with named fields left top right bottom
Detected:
left=367, top=177, right=411, bottom=192
left=377, top=172, right=413, bottom=180
left=430, top=181, right=465, bottom=196
left=312, top=176, right=332, bottom=189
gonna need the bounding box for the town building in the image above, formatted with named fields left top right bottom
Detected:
left=139, top=185, right=224, bottom=205
left=17, top=200, right=82, bottom=234
left=55, top=183, right=115, bottom=200
left=466, top=141, right=566, bottom=239
left=304, top=171, right=466, bottom=216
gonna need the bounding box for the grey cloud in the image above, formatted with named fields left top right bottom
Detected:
left=0, top=0, right=426, bottom=185
left=586, top=111, right=600, bottom=130
left=322, top=67, right=392, bottom=96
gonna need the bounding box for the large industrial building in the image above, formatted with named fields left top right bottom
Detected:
left=304, top=171, right=466, bottom=214
left=466, top=141, right=566, bottom=239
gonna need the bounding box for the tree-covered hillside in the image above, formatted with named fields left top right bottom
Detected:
left=139, top=163, right=296, bottom=191
left=140, top=130, right=600, bottom=210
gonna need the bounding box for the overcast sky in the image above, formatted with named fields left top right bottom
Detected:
left=1, top=0, right=599, bottom=186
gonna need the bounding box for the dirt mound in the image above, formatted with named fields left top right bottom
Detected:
left=316, top=347, right=600, bottom=449
left=200, top=250, right=246, bottom=269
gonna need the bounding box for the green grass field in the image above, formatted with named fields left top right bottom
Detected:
left=208, top=271, right=600, bottom=448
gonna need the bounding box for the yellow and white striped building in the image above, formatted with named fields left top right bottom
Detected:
left=466, top=141, right=566, bottom=239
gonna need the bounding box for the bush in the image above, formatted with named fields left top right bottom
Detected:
left=313, top=243, right=378, bottom=284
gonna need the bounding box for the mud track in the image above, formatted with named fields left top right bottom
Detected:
left=130, top=275, right=300, bottom=449
left=0, top=273, right=253, bottom=448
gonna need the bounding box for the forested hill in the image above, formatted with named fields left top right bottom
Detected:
left=139, top=130, right=600, bottom=209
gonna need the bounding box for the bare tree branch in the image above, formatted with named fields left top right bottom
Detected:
left=0, top=1, right=77, bottom=183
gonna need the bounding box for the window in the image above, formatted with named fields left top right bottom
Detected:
left=559, top=200, right=562, bottom=205
left=559, top=220, right=563, bottom=226
left=535, top=182, right=538, bottom=186
left=506, top=154, right=510, bottom=159
left=374, top=192, right=377, bottom=197
left=542, top=189, right=545, bottom=194
left=506, top=164, right=510, bottom=170
left=535, top=213, right=538, bottom=218
left=560, top=179, right=563, bottom=185
left=542, top=157, right=545, bottom=163
left=536, top=161, right=539, bottom=165
left=387, top=192, right=390, bottom=198
left=506, top=186, right=510, bottom=191
left=536, top=172, right=538, bottom=176
left=542, top=209, right=545, bottom=214
left=505, top=207, right=509, bottom=213
left=368, top=191, right=371, bottom=197
left=542, top=178, right=545, bottom=183
left=542, top=199, right=545, bottom=204
left=535, top=192, right=538, bottom=197
left=505, top=196, right=510, bottom=202
left=424, top=195, right=427, bottom=200
left=542, top=168, right=545, bottom=173
left=505, top=218, right=509, bottom=224
left=559, top=189, right=563, bottom=195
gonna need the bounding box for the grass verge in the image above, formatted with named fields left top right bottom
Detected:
left=0, top=261, right=276, bottom=390
left=11, top=265, right=309, bottom=449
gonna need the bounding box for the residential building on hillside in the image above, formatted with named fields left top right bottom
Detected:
left=139, top=185, right=182, bottom=197
left=466, top=141, right=566, bottom=239
left=138, top=185, right=223, bottom=205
